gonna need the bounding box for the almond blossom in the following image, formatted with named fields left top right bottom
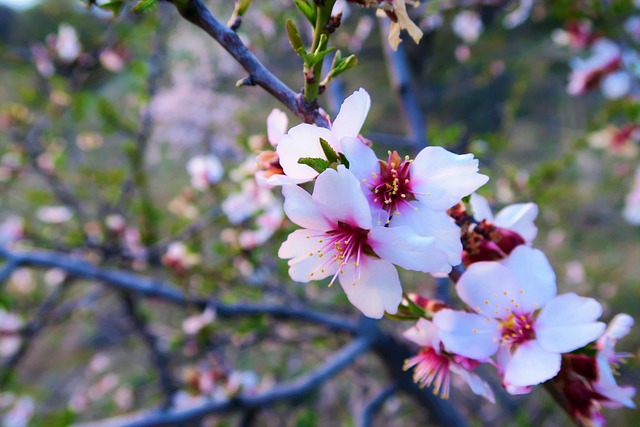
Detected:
left=275, top=88, right=370, bottom=184
left=342, top=139, right=488, bottom=266
left=567, top=39, right=622, bottom=97
left=279, top=165, right=451, bottom=318
left=404, top=318, right=495, bottom=402
left=187, top=154, right=224, bottom=190
left=433, top=246, right=606, bottom=388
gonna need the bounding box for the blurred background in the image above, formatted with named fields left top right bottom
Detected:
left=0, top=0, right=638, bottom=426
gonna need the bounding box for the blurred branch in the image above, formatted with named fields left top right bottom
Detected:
left=166, top=0, right=329, bottom=127
left=120, top=292, right=178, bottom=409
left=379, top=19, right=427, bottom=150
left=360, top=382, right=398, bottom=427
left=0, top=278, right=71, bottom=387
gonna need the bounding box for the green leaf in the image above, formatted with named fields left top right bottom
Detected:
left=98, top=0, right=125, bottom=14
left=298, top=157, right=330, bottom=173
left=133, top=0, right=157, bottom=13
left=294, top=0, right=316, bottom=25
left=319, top=138, right=338, bottom=163
left=286, top=20, right=306, bottom=53
left=307, top=47, right=335, bottom=67
left=338, top=152, right=350, bottom=168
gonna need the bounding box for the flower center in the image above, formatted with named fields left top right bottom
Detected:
left=500, top=313, right=535, bottom=346
left=363, top=151, right=416, bottom=223
left=308, top=222, right=372, bottom=286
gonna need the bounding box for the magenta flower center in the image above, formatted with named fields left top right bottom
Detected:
left=500, top=313, right=536, bottom=346
left=363, top=151, right=415, bottom=222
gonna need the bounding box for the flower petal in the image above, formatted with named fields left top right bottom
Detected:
left=433, top=309, right=501, bottom=360
left=368, top=225, right=451, bottom=273
left=504, top=340, right=561, bottom=387
left=279, top=230, right=338, bottom=282
left=403, top=318, right=441, bottom=349
left=313, top=166, right=372, bottom=230
left=266, top=108, right=288, bottom=147
left=331, top=88, right=371, bottom=141
left=494, top=202, right=538, bottom=243
left=277, top=124, right=334, bottom=182
left=339, top=257, right=401, bottom=319
left=282, top=184, right=332, bottom=230
left=341, top=136, right=379, bottom=182
left=450, top=364, right=496, bottom=403
left=456, top=261, right=520, bottom=318
left=500, top=246, right=556, bottom=313
left=535, top=293, right=605, bottom=353
left=469, top=193, right=494, bottom=222
left=411, top=147, right=489, bottom=210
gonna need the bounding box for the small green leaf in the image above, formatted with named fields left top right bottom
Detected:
left=298, top=157, right=331, bottom=173
left=319, top=138, right=338, bottom=163
left=133, top=0, right=157, bottom=13
left=307, top=47, right=335, bottom=67
left=286, top=19, right=305, bottom=53
left=338, top=152, right=350, bottom=168
left=294, top=0, right=316, bottom=24
left=98, top=0, right=125, bottom=14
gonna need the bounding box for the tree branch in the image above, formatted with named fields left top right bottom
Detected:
left=167, top=0, right=328, bottom=127
left=360, top=382, right=398, bottom=427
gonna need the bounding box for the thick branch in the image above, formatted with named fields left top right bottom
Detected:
left=169, top=0, right=328, bottom=127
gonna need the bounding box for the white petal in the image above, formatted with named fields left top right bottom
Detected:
left=411, top=147, right=489, bottom=210
left=469, top=193, right=494, bottom=222
left=600, top=313, right=634, bottom=343
left=500, top=246, right=556, bottom=313
left=341, top=136, right=379, bottom=181
left=339, top=257, right=401, bottom=319
left=264, top=173, right=308, bottom=186
left=331, top=88, right=371, bottom=141
left=535, top=293, right=606, bottom=353
left=277, top=124, right=334, bottom=182
left=450, top=364, right=496, bottom=403
left=433, top=309, right=501, bottom=360
left=279, top=230, right=338, bottom=282
left=368, top=225, right=451, bottom=273
left=504, top=340, right=561, bottom=387
left=282, top=185, right=332, bottom=230
left=266, top=108, right=288, bottom=147
left=403, top=318, right=440, bottom=348
left=594, top=351, right=637, bottom=408
left=391, top=207, right=463, bottom=266
left=494, top=202, right=538, bottom=243
left=313, top=166, right=372, bottom=230
left=456, top=262, right=520, bottom=318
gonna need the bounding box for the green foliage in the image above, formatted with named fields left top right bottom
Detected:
left=133, top=0, right=158, bottom=14
left=293, top=0, right=316, bottom=25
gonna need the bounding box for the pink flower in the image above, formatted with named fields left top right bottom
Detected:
left=567, top=39, right=622, bottom=96
left=187, top=154, right=223, bottom=190
left=404, top=318, right=495, bottom=402
left=279, top=166, right=450, bottom=318
left=0, top=310, right=22, bottom=358
left=343, top=142, right=488, bottom=267
left=433, top=246, right=606, bottom=388
left=255, top=109, right=288, bottom=187
left=55, top=24, right=81, bottom=63
left=275, top=88, right=371, bottom=185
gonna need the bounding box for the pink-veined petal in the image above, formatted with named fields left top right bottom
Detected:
left=277, top=124, right=334, bottom=182
left=456, top=262, right=520, bottom=318
left=433, top=309, right=501, bottom=360
left=500, top=246, right=556, bottom=313
left=331, top=88, right=371, bottom=141
left=282, top=185, right=332, bottom=230
left=411, top=147, right=489, bottom=210
left=279, top=230, right=338, bottom=282
left=494, top=202, right=538, bottom=243
left=403, top=318, right=441, bottom=349
left=339, top=257, right=402, bottom=319
left=469, top=193, right=494, bottom=222
left=266, top=109, right=288, bottom=147
left=535, top=293, right=605, bottom=353
left=391, top=206, right=463, bottom=266
left=368, top=225, right=451, bottom=273
left=341, top=136, right=379, bottom=182
left=504, top=340, right=561, bottom=387
left=313, top=166, right=372, bottom=229
left=449, top=364, right=496, bottom=403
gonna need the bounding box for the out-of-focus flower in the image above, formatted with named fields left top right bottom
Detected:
left=625, top=16, right=640, bottom=42
left=55, top=24, right=81, bottom=63
left=275, top=88, right=370, bottom=185
left=503, top=0, right=533, bottom=29
left=404, top=318, right=495, bottom=402
left=0, top=310, right=22, bottom=358
left=567, top=39, right=622, bottom=97
left=187, top=154, right=223, bottom=190
left=279, top=166, right=451, bottom=318
left=588, top=125, right=639, bottom=157
left=255, top=109, right=288, bottom=187
left=552, top=21, right=598, bottom=50
left=35, top=205, right=73, bottom=224
left=31, top=44, right=54, bottom=78
left=452, top=11, right=483, bottom=44
left=8, top=269, right=35, bottom=296
left=434, top=246, right=605, bottom=389
left=223, top=180, right=276, bottom=224
left=1, top=396, right=34, bottom=427
left=0, top=216, right=23, bottom=244
left=87, top=373, right=119, bottom=401
left=238, top=202, right=284, bottom=250
left=162, top=241, right=201, bottom=274
left=99, top=49, right=125, bottom=72
left=76, top=132, right=104, bottom=151
left=623, top=166, right=640, bottom=225
left=105, top=214, right=126, bottom=234
left=182, top=307, right=216, bottom=335
left=601, top=70, right=632, bottom=99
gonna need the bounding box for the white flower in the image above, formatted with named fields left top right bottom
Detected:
left=266, top=109, right=288, bottom=147
left=35, top=206, right=73, bottom=224
left=433, top=246, right=605, bottom=388
left=187, top=154, right=223, bottom=190
left=275, top=88, right=371, bottom=184
left=279, top=166, right=450, bottom=318
left=452, top=11, right=484, bottom=44
left=55, top=24, right=81, bottom=63
left=469, top=193, right=538, bottom=243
